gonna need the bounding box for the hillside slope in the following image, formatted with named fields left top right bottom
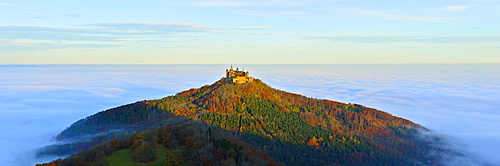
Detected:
left=40, top=78, right=447, bottom=165
left=38, top=121, right=282, bottom=166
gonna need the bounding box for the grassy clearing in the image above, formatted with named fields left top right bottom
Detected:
left=106, top=146, right=169, bottom=166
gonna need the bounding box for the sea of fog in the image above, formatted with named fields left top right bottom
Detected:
left=0, top=64, right=498, bottom=166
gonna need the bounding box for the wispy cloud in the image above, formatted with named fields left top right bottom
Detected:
left=0, top=22, right=270, bottom=39
left=442, top=5, right=468, bottom=11
left=188, top=1, right=249, bottom=7
left=348, top=9, right=450, bottom=22
left=85, top=22, right=207, bottom=33
left=186, top=0, right=306, bottom=7
left=187, top=1, right=452, bottom=22
left=86, top=22, right=270, bottom=33
left=0, top=3, right=47, bottom=16
left=185, top=1, right=311, bottom=19
left=236, top=10, right=308, bottom=19
left=0, top=3, right=30, bottom=9
left=0, top=42, right=35, bottom=47
left=0, top=22, right=272, bottom=50
left=277, top=11, right=305, bottom=15
left=208, top=30, right=276, bottom=35
left=22, top=10, right=46, bottom=16
left=302, top=35, right=500, bottom=43
left=0, top=42, right=118, bottom=50
left=219, top=26, right=270, bottom=30
left=236, top=11, right=272, bottom=17
left=0, top=26, right=122, bottom=41
left=60, top=14, right=81, bottom=18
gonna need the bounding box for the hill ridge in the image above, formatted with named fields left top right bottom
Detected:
left=41, top=78, right=447, bottom=166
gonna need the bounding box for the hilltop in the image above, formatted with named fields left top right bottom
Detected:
left=38, top=67, right=455, bottom=166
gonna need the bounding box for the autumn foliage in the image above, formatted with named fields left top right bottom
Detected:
left=38, top=122, right=282, bottom=166
left=41, top=78, right=446, bottom=166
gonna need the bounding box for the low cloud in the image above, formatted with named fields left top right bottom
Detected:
left=0, top=85, right=64, bottom=92
left=442, top=5, right=468, bottom=11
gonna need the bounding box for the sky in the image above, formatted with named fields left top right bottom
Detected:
left=0, top=64, right=498, bottom=165
left=1, top=0, right=500, bottom=64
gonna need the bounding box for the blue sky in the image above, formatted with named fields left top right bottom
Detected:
left=1, top=0, right=499, bottom=64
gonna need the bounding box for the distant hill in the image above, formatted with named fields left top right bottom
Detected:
left=38, top=77, right=456, bottom=166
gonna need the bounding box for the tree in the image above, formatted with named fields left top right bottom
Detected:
left=308, top=136, right=319, bottom=146
left=132, top=140, right=157, bottom=163
left=165, top=149, right=184, bottom=166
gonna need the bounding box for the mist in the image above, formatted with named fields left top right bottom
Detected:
left=0, top=64, right=498, bottom=165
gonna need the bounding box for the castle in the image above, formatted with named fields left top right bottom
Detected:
left=224, top=65, right=253, bottom=84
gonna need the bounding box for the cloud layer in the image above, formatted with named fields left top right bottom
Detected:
left=0, top=64, right=498, bottom=165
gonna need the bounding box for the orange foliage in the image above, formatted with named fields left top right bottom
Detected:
left=277, top=105, right=289, bottom=112
left=307, top=138, right=319, bottom=146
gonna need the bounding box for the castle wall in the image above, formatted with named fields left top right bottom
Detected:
left=232, top=76, right=253, bottom=84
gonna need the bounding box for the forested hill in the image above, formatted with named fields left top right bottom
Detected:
left=41, top=78, right=452, bottom=165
